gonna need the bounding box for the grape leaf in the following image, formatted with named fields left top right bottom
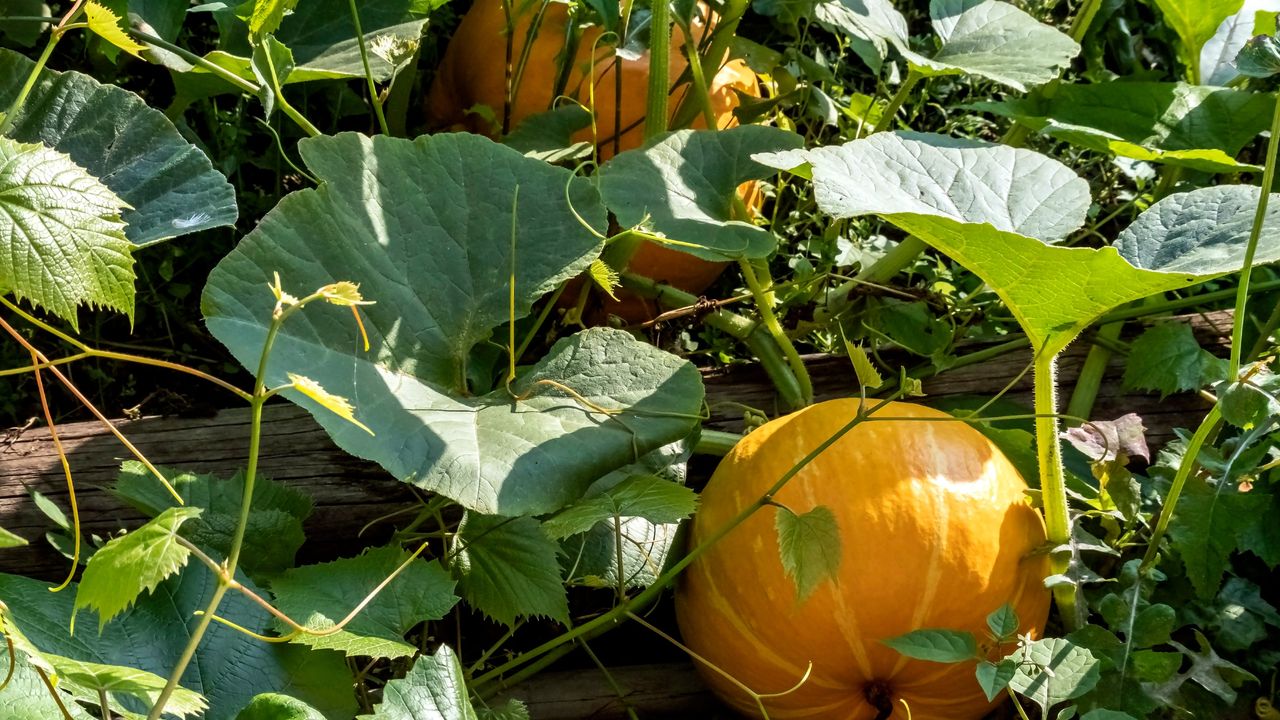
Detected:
left=358, top=646, right=477, bottom=720
left=774, top=505, right=842, bottom=602
left=453, top=514, right=568, bottom=626
left=1123, top=323, right=1219, bottom=397
left=0, top=137, right=133, bottom=330
left=84, top=1, right=147, bottom=57
left=0, top=645, right=95, bottom=719
left=73, top=506, right=203, bottom=630
left=543, top=475, right=697, bottom=539
left=269, top=545, right=459, bottom=659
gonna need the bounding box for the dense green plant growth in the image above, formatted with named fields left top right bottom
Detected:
left=0, top=0, right=1278, bottom=718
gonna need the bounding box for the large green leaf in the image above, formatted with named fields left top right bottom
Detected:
left=74, top=506, right=203, bottom=631
left=358, top=646, right=477, bottom=720
left=974, top=82, right=1274, bottom=173
left=813, top=0, right=1078, bottom=92
left=269, top=546, right=459, bottom=659
left=114, top=462, right=312, bottom=579
left=203, top=133, right=704, bottom=517
left=596, top=127, right=803, bottom=261
left=0, top=136, right=133, bottom=329
left=0, top=572, right=358, bottom=720
left=1152, top=0, right=1244, bottom=79
left=543, top=474, right=697, bottom=539
left=761, top=134, right=1280, bottom=356
left=0, top=49, right=237, bottom=245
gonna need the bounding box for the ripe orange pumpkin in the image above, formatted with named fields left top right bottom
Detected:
left=427, top=0, right=762, bottom=321
left=676, top=399, right=1051, bottom=719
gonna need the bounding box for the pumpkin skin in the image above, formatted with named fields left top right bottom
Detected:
left=675, top=400, right=1051, bottom=719
left=427, top=0, right=762, bottom=321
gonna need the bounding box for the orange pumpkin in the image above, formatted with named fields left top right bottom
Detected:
left=427, top=0, right=762, bottom=321
left=676, top=400, right=1051, bottom=719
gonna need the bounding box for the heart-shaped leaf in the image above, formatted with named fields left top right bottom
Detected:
left=0, top=49, right=237, bottom=245
left=0, top=137, right=133, bottom=329
left=973, top=82, right=1274, bottom=173
left=762, top=133, right=1280, bottom=356
left=597, top=126, right=803, bottom=261
left=204, top=133, right=705, bottom=516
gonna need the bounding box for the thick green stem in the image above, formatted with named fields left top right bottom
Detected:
left=348, top=0, right=389, bottom=135
left=693, top=429, right=741, bottom=456
left=1034, top=352, right=1080, bottom=629
left=0, top=27, right=59, bottom=136
left=1141, top=407, right=1222, bottom=569
left=682, top=28, right=718, bottom=129
left=738, top=259, right=813, bottom=407
left=670, top=0, right=749, bottom=129
left=818, top=237, right=927, bottom=323
left=1065, top=322, right=1124, bottom=423
left=1099, top=277, right=1280, bottom=323
left=644, top=0, right=671, bottom=139
left=1229, top=90, right=1280, bottom=378
left=871, top=71, right=920, bottom=135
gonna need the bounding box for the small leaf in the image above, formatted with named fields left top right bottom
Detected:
left=1130, top=604, right=1177, bottom=647
left=1236, top=33, right=1280, bottom=77
left=249, top=0, right=299, bottom=37
left=0, top=136, right=133, bottom=330
left=236, top=693, right=327, bottom=720
left=358, top=645, right=477, bottom=720
left=1150, top=630, right=1256, bottom=706
left=844, top=340, right=883, bottom=390
left=0, top=526, right=28, bottom=549
left=774, top=505, right=842, bottom=602
left=543, top=475, right=697, bottom=540
left=476, top=699, right=530, bottom=720
left=1008, top=637, right=1101, bottom=714
left=73, top=506, right=202, bottom=630
left=250, top=34, right=296, bottom=117
left=30, top=489, right=70, bottom=531
left=882, top=629, right=978, bottom=663
left=986, top=604, right=1020, bottom=640
left=269, top=546, right=459, bottom=659
left=1123, top=324, right=1217, bottom=397
left=287, top=373, right=373, bottom=435
left=588, top=258, right=621, bottom=301
left=1062, top=414, right=1150, bottom=464
left=976, top=658, right=1017, bottom=701
left=453, top=514, right=568, bottom=626
left=84, top=1, right=148, bottom=58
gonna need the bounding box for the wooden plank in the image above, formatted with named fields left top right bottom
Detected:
left=494, top=662, right=727, bottom=719
left=0, top=310, right=1229, bottom=578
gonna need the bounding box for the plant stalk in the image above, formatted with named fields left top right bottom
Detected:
left=644, top=0, right=671, bottom=139
left=737, top=259, right=813, bottom=407
left=347, top=0, right=389, bottom=135
left=871, top=71, right=920, bottom=135
left=0, top=26, right=60, bottom=136
left=1229, top=90, right=1280, bottom=378
left=1141, top=406, right=1223, bottom=569
left=1033, top=352, right=1080, bottom=629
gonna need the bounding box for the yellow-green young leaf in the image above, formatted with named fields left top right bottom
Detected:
left=287, top=373, right=373, bottom=435
left=774, top=504, right=841, bottom=602
left=1153, top=0, right=1244, bottom=72
left=83, top=1, right=148, bottom=58
left=588, top=258, right=621, bottom=300
left=73, top=507, right=203, bottom=631
left=0, top=137, right=133, bottom=331
left=0, top=526, right=28, bottom=548
left=844, top=340, right=882, bottom=390
left=249, top=0, right=300, bottom=37
left=47, top=654, right=207, bottom=719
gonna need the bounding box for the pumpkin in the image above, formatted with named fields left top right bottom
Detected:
left=675, top=399, right=1051, bottom=719
left=427, top=0, right=762, bottom=321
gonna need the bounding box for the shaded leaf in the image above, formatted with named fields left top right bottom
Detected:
left=453, top=514, right=568, bottom=626
left=235, top=693, right=327, bottom=720
left=0, top=49, right=237, bottom=244
left=0, top=137, right=133, bottom=330
left=270, top=545, right=458, bottom=659
left=597, top=127, right=802, bottom=261
left=73, top=506, right=202, bottom=630
left=1237, top=32, right=1280, bottom=77
left=45, top=654, right=207, bottom=718
left=1122, top=323, right=1218, bottom=397
left=1169, top=475, right=1269, bottom=599
left=543, top=475, right=697, bottom=539
left=502, top=105, right=593, bottom=163
left=561, top=516, right=678, bottom=589
left=1149, top=630, right=1256, bottom=706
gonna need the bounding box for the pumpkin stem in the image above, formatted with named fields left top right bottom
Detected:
left=864, top=680, right=895, bottom=720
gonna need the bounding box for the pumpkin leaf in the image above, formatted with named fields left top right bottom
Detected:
left=0, top=572, right=357, bottom=719
left=0, top=137, right=133, bottom=330
left=0, top=0, right=50, bottom=47
left=73, top=506, right=203, bottom=631
left=203, top=133, right=704, bottom=517
left=235, top=694, right=327, bottom=720
left=501, top=105, right=593, bottom=163
left=0, top=49, right=238, bottom=245
left=972, top=82, right=1274, bottom=173
left=543, top=475, right=697, bottom=539
left=773, top=504, right=842, bottom=603
left=453, top=514, right=569, bottom=626
left=596, top=127, right=803, bottom=261
left=882, top=629, right=979, bottom=663
left=269, top=545, right=459, bottom=659
left=1008, top=637, right=1101, bottom=714
left=1236, top=32, right=1280, bottom=78
left=760, top=134, right=1280, bottom=357
left=357, top=645, right=477, bottom=720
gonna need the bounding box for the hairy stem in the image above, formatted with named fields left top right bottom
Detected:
left=1034, top=352, right=1079, bottom=629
